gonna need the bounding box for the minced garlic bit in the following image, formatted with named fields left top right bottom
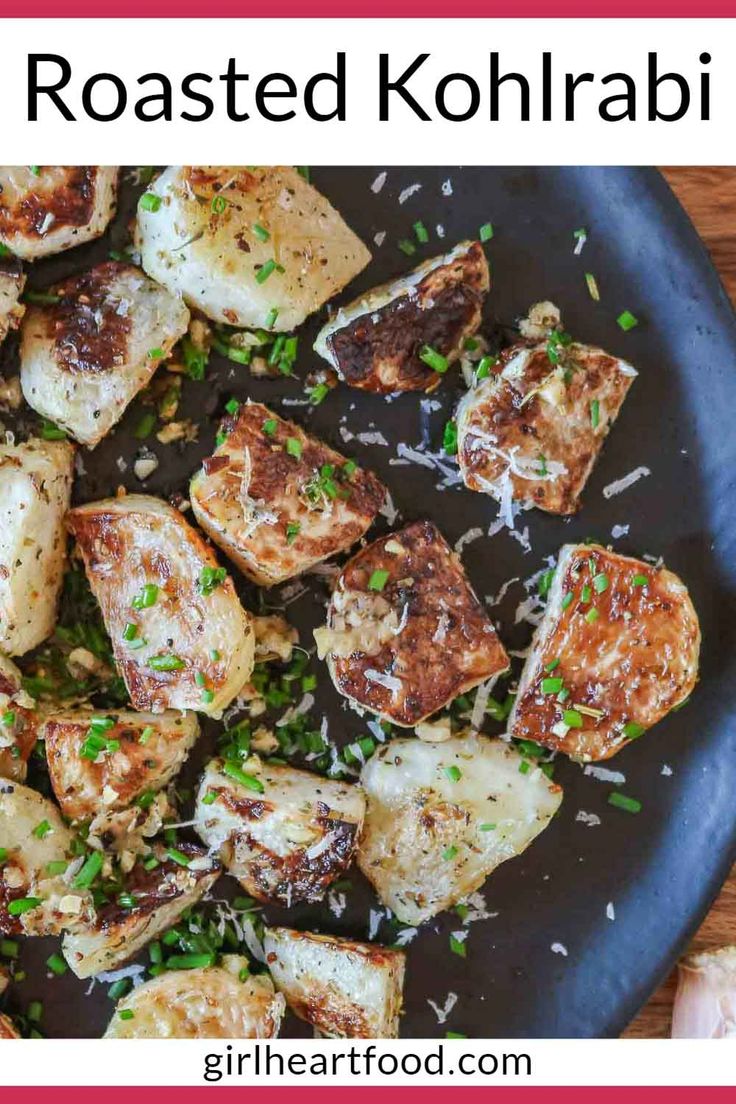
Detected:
left=254, top=614, right=298, bottom=663
left=519, top=301, right=562, bottom=340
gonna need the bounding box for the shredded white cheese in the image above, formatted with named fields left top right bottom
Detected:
left=602, top=466, right=651, bottom=499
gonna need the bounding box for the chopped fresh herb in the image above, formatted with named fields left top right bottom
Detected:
left=584, top=607, right=600, bottom=624
left=446, top=1031, right=467, bottom=1039
left=24, top=291, right=61, bottom=305
left=475, top=356, right=495, bottom=381
left=398, top=238, right=416, bottom=256
left=309, top=382, right=330, bottom=405
left=198, top=565, right=227, bottom=596
left=561, top=592, right=574, bottom=611
left=165, top=952, right=217, bottom=970
left=580, top=584, right=592, bottom=604
left=590, top=399, right=600, bottom=429
left=1, top=710, right=15, bottom=727
left=147, top=654, right=185, bottom=672
left=623, top=721, right=646, bottom=740
left=445, top=765, right=462, bottom=783
left=443, top=420, right=458, bottom=456
left=39, top=419, right=67, bottom=440
left=223, top=762, right=265, bottom=793
left=132, top=583, right=159, bottom=609
left=449, top=935, right=467, bottom=958
left=45, top=861, right=67, bottom=877
left=617, top=310, right=639, bottom=332
left=545, top=658, right=560, bottom=672
left=148, top=346, right=164, bottom=361
left=479, top=823, right=496, bottom=832
left=202, top=791, right=217, bottom=806
left=256, top=259, right=277, bottom=284
left=264, top=306, right=279, bottom=329
left=211, top=195, right=227, bottom=215
left=8, top=897, right=41, bottom=917
left=119, top=1009, right=135, bottom=1021
left=413, top=220, right=429, bottom=243
left=0, top=938, right=19, bottom=958
left=541, top=677, right=563, bottom=694
left=608, top=791, right=642, bottom=813
left=166, top=847, right=191, bottom=868
left=262, top=418, right=277, bottom=437
left=139, top=726, right=154, bottom=745
left=286, top=522, right=301, bottom=544
left=122, top=622, right=138, bottom=642
left=139, top=192, right=161, bottom=213
left=107, top=978, right=131, bottom=1001
left=562, top=709, right=583, bottom=729
left=519, top=760, right=531, bottom=775
left=73, top=851, right=103, bottom=889
left=632, top=574, right=649, bottom=588
left=368, top=569, right=389, bottom=592
left=253, top=223, right=270, bottom=242
left=419, top=345, right=449, bottom=374
left=180, top=336, right=208, bottom=381
left=592, top=572, right=609, bottom=594
left=285, top=437, right=302, bottom=460
left=32, top=820, right=52, bottom=840
left=479, top=222, right=493, bottom=242
left=538, top=569, right=555, bottom=599
left=442, top=845, right=458, bottom=860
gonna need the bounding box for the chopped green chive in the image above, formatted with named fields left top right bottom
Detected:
left=8, top=897, right=42, bottom=917
left=286, top=522, right=301, bottom=545
left=73, top=851, right=103, bottom=889
left=27, top=1001, right=43, bottom=1023
left=561, top=592, right=574, bottom=611
left=107, top=978, right=131, bottom=1001
left=119, top=1009, right=135, bottom=1021
left=134, top=411, right=156, bottom=439
left=479, top=823, right=496, bottom=832
left=262, top=418, right=277, bottom=437
left=592, top=572, right=609, bottom=594
left=148, top=346, right=164, bottom=361
left=398, top=238, right=416, bottom=256
left=545, top=658, right=560, bottom=672
left=419, top=345, right=449, bottom=374
left=256, top=259, right=276, bottom=284
left=263, top=307, right=279, bottom=330
left=166, top=847, right=191, bottom=868
left=413, top=220, right=429, bottom=244
left=632, top=574, right=649, bottom=588
left=165, top=952, right=217, bottom=970
left=147, top=654, right=185, bottom=672
left=0, top=938, right=19, bottom=958
left=253, top=223, right=270, bottom=242
left=139, top=726, right=154, bottom=745
left=444, top=765, right=462, bottom=782
left=40, top=419, right=67, bottom=440
left=46, top=953, right=68, bottom=976
left=442, top=845, right=458, bottom=860
left=539, top=569, right=556, bottom=599
left=32, top=820, right=52, bottom=840
left=541, top=677, right=563, bottom=694
left=1, top=710, right=15, bottom=727
left=585, top=608, right=600, bottom=624
left=132, top=583, right=159, bottom=609
left=309, top=382, right=330, bottom=405
left=122, top=622, right=138, bottom=642
left=198, top=565, right=227, bottom=596
left=475, top=356, right=495, bottom=381
left=45, top=861, right=67, bottom=876
left=446, top=1031, right=468, bottom=1040
left=622, top=721, right=646, bottom=740
left=590, top=399, right=600, bottom=429
left=202, top=791, right=217, bottom=806
left=617, top=310, right=639, bottom=332
left=449, top=935, right=467, bottom=958
left=443, top=419, right=458, bottom=456
left=479, top=222, right=494, bottom=243
left=211, top=195, right=227, bottom=215
left=201, top=689, right=214, bottom=705
left=285, top=437, right=302, bottom=460
left=224, top=397, right=240, bottom=416
left=608, top=791, right=641, bottom=813
left=223, top=762, right=265, bottom=793
left=563, top=709, right=583, bottom=728
left=139, top=192, right=161, bottom=213
left=368, top=569, right=389, bottom=592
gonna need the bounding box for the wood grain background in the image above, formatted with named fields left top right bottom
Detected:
left=622, top=167, right=736, bottom=1038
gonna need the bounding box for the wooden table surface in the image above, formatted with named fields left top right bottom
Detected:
left=622, top=167, right=736, bottom=1039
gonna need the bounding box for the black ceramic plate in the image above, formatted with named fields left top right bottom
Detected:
left=2, top=167, right=736, bottom=1040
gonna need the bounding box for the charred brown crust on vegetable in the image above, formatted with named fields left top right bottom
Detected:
left=325, top=242, right=489, bottom=394
left=43, top=262, right=134, bottom=375
left=325, top=519, right=509, bottom=726
left=0, top=168, right=100, bottom=240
